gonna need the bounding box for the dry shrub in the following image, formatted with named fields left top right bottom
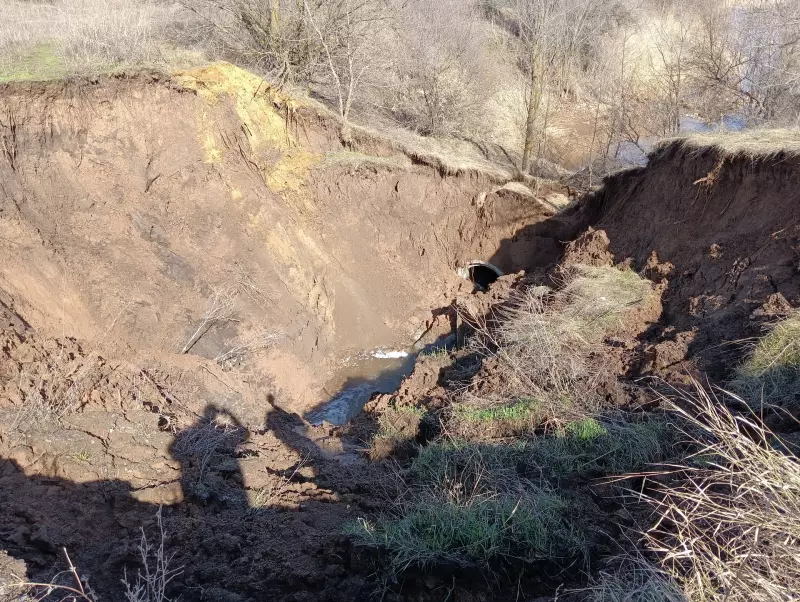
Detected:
left=7, top=510, right=180, bottom=602
left=9, top=353, right=107, bottom=432
left=647, top=383, right=800, bottom=602
left=466, top=265, right=654, bottom=427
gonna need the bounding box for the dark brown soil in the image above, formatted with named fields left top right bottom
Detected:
left=584, top=143, right=800, bottom=378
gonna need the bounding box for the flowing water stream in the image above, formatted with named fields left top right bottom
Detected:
left=305, top=348, right=418, bottom=425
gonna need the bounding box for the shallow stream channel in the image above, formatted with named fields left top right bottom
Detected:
left=305, top=338, right=453, bottom=426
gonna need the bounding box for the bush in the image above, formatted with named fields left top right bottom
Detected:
left=466, top=265, right=655, bottom=427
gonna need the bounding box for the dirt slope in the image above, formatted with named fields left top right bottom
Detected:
left=0, top=63, right=567, bottom=414
left=582, top=140, right=800, bottom=375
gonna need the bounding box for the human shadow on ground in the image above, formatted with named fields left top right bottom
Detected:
left=0, top=402, right=371, bottom=602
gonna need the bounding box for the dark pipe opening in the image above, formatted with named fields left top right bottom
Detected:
left=469, top=264, right=501, bottom=289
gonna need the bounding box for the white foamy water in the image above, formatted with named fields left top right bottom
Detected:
left=372, top=350, right=409, bottom=359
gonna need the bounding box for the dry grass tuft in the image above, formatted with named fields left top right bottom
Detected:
left=647, top=382, right=800, bottom=602
left=665, top=128, right=800, bottom=159
left=729, top=312, right=800, bottom=410
left=580, top=558, right=688, bottom=602
left=348, top=123, right=516, bottom=181
left=466, top=265, right=654, bottom=427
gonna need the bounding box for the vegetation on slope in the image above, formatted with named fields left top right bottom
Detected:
left=351, top=263, right=800, bottom=602
left=730, top=311, right=800, bottom=410
left=2, top=0, right=799, bottom=172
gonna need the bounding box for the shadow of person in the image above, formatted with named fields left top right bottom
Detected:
left=168, top=404, right=249, bottom=508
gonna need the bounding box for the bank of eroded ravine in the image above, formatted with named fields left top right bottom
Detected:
left=0, top=63, right=570, bottom=421
left=2, top=64, right=799, bottom=602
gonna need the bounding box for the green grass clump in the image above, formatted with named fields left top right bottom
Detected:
left=348, top=487, right=585, bottom=571
left=741, top=313, right=800, bottom=374
left=730, top=312, right=800, bottom=409
left=411, top=416, right=670, bottom=489
left=455, top=397, right=539, bottom=423
left=418, top=346, right=450, bottom=360
left=532, top=418, right=671, bottom=480
left=410, top=440, right=526, bottom=492
left=564, top=417, right=608, bottom=440
left=0, top=43, right=67, bottom=83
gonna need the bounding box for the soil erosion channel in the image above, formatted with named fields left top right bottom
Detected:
left=0, top=63, right=567, bottom=422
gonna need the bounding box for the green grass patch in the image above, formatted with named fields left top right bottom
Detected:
left=455, top=397, right=539, bottom=423
left=412, top=416, right=671, bottom=489
left=418, top=346, right=450, bottom=360
left=531, top=418, right=672, bottom=480
left=563, top=417, right=608, bottom=441
left=0, top=43, right=68, bottom=83
left=347, top=487, right=585, bottom=571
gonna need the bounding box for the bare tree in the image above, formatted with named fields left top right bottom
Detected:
left=494, top=0, right=615, bottom=172
left=303, top=0, right=396, bottom=123
left=648, top=1, right=694, bottom=134
left=390, top=0, right=497, bottom=137
left=689, top=0, right=800, bottom=124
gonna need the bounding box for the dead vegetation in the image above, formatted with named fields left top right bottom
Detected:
left=460, top=264, right=655, bottom=430
left=669, top=129, right=800, bottom=159
left=645, top=384, right=800, bottom=602
left=0, top=0, right=199, bottom=81
left=3, top=0, right=798, bottom=172
left=7, top=510, right=181, bottom=602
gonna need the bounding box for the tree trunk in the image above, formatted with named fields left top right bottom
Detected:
left=270, top=0, right=280, bottom=42
left=521, top=51, right=541, bottom=174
